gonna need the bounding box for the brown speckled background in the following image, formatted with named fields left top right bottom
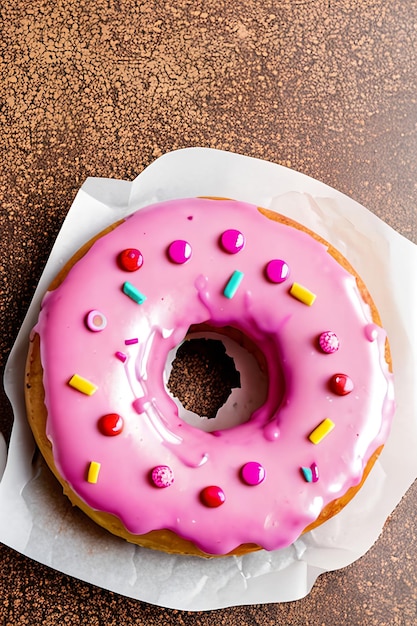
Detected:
left=1, top=1, right=416, bottom=624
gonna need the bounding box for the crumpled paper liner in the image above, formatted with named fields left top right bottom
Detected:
left=1, top=148, right=417, bottom=610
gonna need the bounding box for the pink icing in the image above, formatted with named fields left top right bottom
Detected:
left=33, top=198, right=395, bottom=555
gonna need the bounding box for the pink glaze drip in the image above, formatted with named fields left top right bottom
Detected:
left=33, top=198, right=395, bottom=555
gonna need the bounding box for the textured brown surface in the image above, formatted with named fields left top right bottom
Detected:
left=0, top=0, right=416, bottom=624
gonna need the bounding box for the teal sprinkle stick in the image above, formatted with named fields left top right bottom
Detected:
left=301, top=466, right=313, bottom=483
left=122, top=281, right=147, bottom=304
left=223, top=270, right=244, bottom=299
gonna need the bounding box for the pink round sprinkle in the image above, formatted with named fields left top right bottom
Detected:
left=85, top=310, right=107, bottom=332
left=319, top=331, right=340, bottom=354
left=220, top=229, right=245, bottom=254
left=265, top=259, right=290, bottom=283
left=167, top=240, right=192, bottom=264
left=241, top=461, right=266, bottom=486
left=151, top=465, right=174, bottom=488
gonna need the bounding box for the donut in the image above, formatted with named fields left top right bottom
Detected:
left=25, top=197, right=395, bottom=557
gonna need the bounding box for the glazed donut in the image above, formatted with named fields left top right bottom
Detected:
left=25, top=197, right=395, bottom=557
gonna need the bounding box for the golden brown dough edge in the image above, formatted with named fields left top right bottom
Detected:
left=25, top=203, right=392, bottom=557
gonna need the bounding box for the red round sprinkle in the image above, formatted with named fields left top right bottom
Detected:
left=200, top=485, right=226, bottom=508
left=98, top=413, right=124, bottom=436
left=118, top=248, right=143, bottom=272
left=265, top=259, right=290, bottom=283
left=329, top=373, right=354, bottom=396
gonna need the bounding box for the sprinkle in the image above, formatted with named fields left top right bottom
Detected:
left=167, top=240, right=192, bottom=264
left=115, top=351, right=127, bottom=362
left=319, top=331, right=339, bottom=353
left=241, top=461, right=266, bottom=486
left=85, top=309, right=107, bottom=332
left=98, top=413, right=124, bottom=436
left=68, top=374, right=98, bottom=396
left=220, top=229, right=245, bottom=254
left=330, top=373, right=354, bottom=395
left=118, top=248, right=143, bottom=272
left=265, top=259, right=290, bottom=283
left=301, top=466, right=313, bottom=482
left=200, top=485, right=226, bottom=508
left=302, top=462, right=320, bottom=482
left=311, top=462, right=319, bottom=482
left=290, top=282, right=316, bottom=306
left=87, top=461, right=101, bottom=484
left=223, top=270, right=244, bottom=299
left=122, top=281, right=147, bottom=304
left=151, top=465, right=174, bottom=488
left=308, top=418, right=335, bottom=444
left=125, top=337, right=139, bottom=345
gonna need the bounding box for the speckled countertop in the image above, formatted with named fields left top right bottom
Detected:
left=1, top=1, right=416, bottom=624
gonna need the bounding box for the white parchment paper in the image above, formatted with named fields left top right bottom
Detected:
left=2, top=148, right=417, bottom=610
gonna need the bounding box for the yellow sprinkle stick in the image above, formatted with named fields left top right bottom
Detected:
left=290, top=282, right=316, bottom=306
left=68, top=374, right=98, bottom=396
left=87, top=461, right=101, bottom=484
left=308, top=418, right=335, bottom=444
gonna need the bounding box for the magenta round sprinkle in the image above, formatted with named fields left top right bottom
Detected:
left=220, top=229, right=245, bottom=254
left=167, top=240, right=192, bottom=264
left=151, top=465, right=174, bottom=488
left=265, top=259, right=290, bottom=283
left=241, top=461, right=266, bottom=486
left=319, top=331, right=340, bottom=354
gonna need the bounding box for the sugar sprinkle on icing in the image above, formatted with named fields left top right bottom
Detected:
left=290, top=282, right=316, bottom=305
left=68, top=373, right=98, bottom=396
left=223, top=270, right=244, bottom=298
left=122, top=281, right=147, bottom=304
left=87, top=461, right=101, bottom=484
left=308, top=418, right=335, bottom=444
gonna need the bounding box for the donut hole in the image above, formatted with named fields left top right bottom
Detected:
left=165, top=326, right=268, bottom=432
left=168, top=338, right=240, bottom=419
